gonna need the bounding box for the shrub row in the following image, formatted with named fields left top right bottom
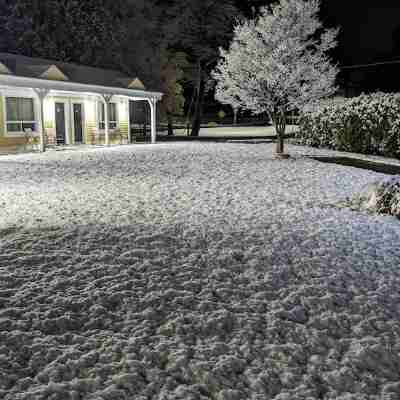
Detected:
left=296, top=93, right=400, bottom=158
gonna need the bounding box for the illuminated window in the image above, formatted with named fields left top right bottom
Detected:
left=98, top=102, right=118, bottom=130
left=5, top=97, right=36, bottom=133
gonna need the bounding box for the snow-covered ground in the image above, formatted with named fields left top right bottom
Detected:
left=171, top=125, right=298, bottom=137
left=1, top=142, right=400, bottom=400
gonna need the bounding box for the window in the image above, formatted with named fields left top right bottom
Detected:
left=6, top=97, right=36, bottom=133
left=98, top=102, right=118, bottom=130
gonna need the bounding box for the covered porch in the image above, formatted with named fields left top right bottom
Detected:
left=0, top=74, right=163, bottom=152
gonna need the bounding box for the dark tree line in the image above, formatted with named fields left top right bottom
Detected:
left=0, top=0, right=245, bottom=136
left=0, top=0, right=127, bottom=68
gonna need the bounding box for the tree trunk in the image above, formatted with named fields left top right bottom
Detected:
left=190, top=61, right=204, bottom=137
left=185, top=94, right=195, bottom=135
left=233, top=107, right=238, bottom=125
left=190, top=82, right=205, bottom=136
left=276, top=131, right=285, bottom=154
left=273, top=111, right=287, bottom=156
left=167, top=113, right=174, bottom=136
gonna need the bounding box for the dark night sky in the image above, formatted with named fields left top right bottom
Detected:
left=320, top=0, right=400, bottom=65
left=245, top=0, right=400, bottom=65
left=242, top=0, right=400, bottom=92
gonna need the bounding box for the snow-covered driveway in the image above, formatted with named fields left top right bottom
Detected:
left=1, top=142, right=400, bottom=400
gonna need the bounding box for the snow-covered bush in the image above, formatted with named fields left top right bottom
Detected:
left=350, top=176, right=400, bottom=218
left=297, top=92, right=400, bottom=157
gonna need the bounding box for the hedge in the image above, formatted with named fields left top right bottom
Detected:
left=296, top=93, right=400, bottom=158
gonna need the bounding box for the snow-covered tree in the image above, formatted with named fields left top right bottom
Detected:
left=215, top=81, right=242, bottom=125
left=213, top=0, right=339, bottom=156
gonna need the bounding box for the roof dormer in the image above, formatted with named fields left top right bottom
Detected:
left=29, top=64, right=69, bottom=81
left=128, top=78, right=146, bottom=90
left=0, top=61, right=12, bottom=75
left=117, top=77, right=146, bottom=90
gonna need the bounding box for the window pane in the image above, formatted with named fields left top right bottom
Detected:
left=7, top=122, right=22, bottom=132
left=99, top=102, right=105, bottom=122
left=22, top=122, right=36, bottom=132
left=109, top=103, right=117, bottom=122
left=6, top=98, right=19, bottom=121
left=98, top=102, right=105, bottom=129
left=109, top=122, right=117, bottom=129
left=99, top=122, right=105, bottom=130
left=6, top=98, right=35, bottom=122
left=20, top=98, right=35, bottom=121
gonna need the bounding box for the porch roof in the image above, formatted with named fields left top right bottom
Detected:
left=0, top=52, right=162, bottom=101
left=0, top=73, right=163, bottom=101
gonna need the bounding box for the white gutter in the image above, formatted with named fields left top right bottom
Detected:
left=0, top=74, right=163, bottom=100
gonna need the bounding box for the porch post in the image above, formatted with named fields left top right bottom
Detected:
left=33, top=88, right=50, bottom=153
left=148, top=97, right=157, bottom=144
left=127, top=99, right=131, bottom=144
left=101, top=94, right=113, bottom=146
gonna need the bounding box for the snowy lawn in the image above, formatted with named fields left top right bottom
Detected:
left=171, top=125, right=298, bottom=137
left=1, top=142, right=400, bottom=400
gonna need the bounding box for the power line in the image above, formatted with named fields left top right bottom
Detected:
left=340, top=59, right=400, bottom=70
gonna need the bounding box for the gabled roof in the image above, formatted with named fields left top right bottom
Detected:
left=0, top=52, right=150, bottom=91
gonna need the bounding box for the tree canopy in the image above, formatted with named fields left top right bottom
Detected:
left=0, top=0, right=127, bottom=69
left=213, top=0, right=339, bottom=155
left=165, top=0, right=241, bottom=136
